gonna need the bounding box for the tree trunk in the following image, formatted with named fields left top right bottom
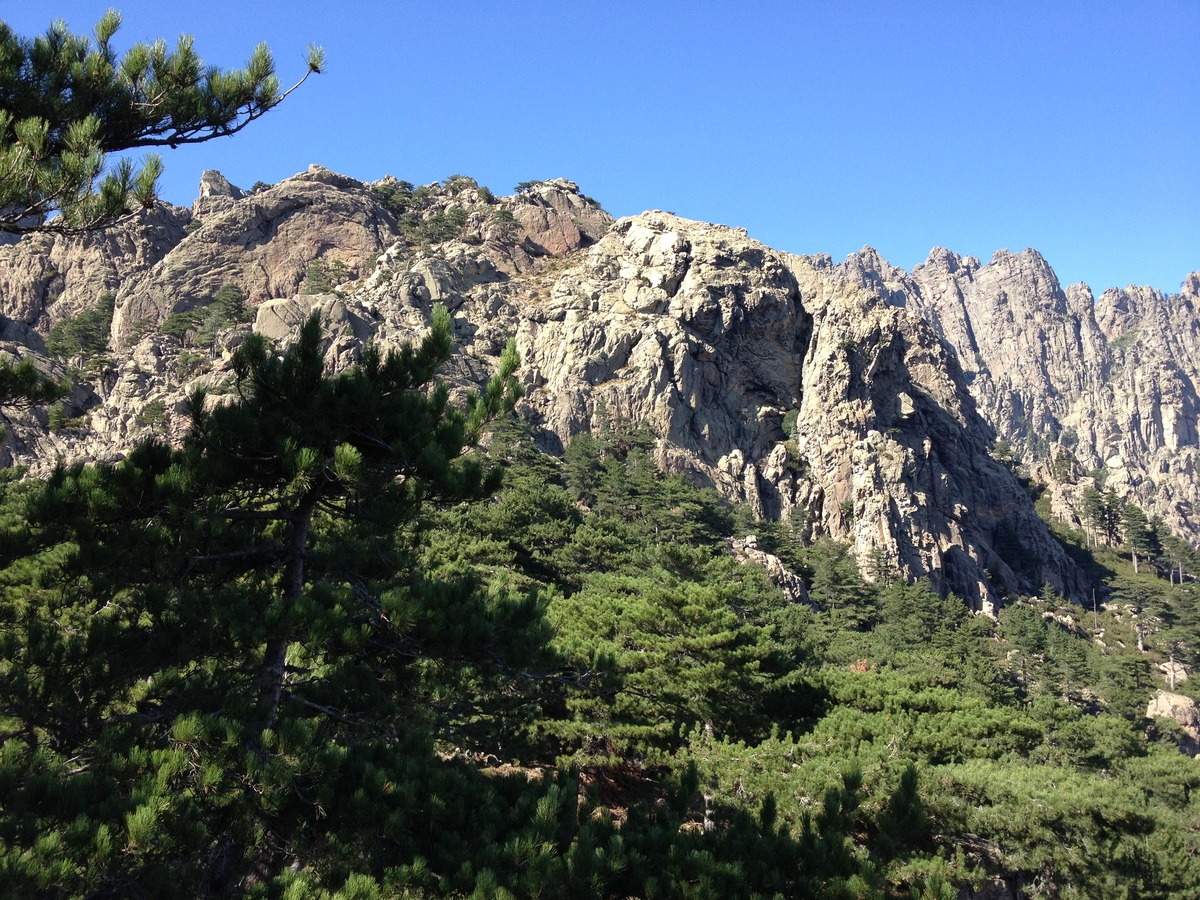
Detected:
left=259, top=490, right=320, bottom=736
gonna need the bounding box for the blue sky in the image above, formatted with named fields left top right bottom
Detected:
left=8, top=1, right=1198, bottom=293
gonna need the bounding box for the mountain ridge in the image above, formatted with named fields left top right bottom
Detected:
left=1, top=165, right=1195, bottom=610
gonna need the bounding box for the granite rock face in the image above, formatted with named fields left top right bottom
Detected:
left=510, top=178, right=612, bottom=256
left=1146, top=691, right=1200, bottom=757
left=8, top=165, right=1197, bottom=608
left=783, top=259, right=1085, bottom=610
left=0, top=206, right=190, bottom=339
left=111, top=165, right=397, bottom=346
left=284, top=207, right=1084, bottom=607
left=0, top=168, right=611, bottom=464
left=829, top=245, right=1200, bottom=543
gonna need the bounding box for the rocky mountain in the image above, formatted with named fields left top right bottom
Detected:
left=828, top=245, right=1200, bottom=545
left=3, top=166, right=1195, bottom=610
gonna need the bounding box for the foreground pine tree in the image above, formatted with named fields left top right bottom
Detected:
left=0, top=10, right=322, bottom=234
left=0, top=307, right=541, bottom=895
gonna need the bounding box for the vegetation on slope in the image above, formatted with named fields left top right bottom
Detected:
left=1, top=326, right=1199, bottom=896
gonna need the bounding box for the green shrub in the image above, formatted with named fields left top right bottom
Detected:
left=46, top=292, right=115, bottom=361
left=212, top=283, right=248, bottom=324
left=138, top=398, right=167, bottom=430
left=302, top=259, right=351, bottom=294
left=489, top=206, right=517, bottom=237
left=443, top=174, right=478, bottom=195
left=1111, top=326, right=1141, bottom=352
left=161, top=308, right=201, bottom=338
left=47, top=401, right=67, bottom=433
left=163, top=284, right=251, bottom=354
left=373, top=178, right=416, bottom=217
left=782, top=408, right=800, bottom=439
left=124, top=317, right=154, bottom=347
left=176, top=350, right=209, bottom=381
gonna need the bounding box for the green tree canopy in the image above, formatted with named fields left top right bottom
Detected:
left=0, top=306, right=532, bottom=893
left=0, top=354, right=64, bottom=408
left=1120, top=502, right=1157, bottom=574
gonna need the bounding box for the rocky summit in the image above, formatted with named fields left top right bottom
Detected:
left=2, top=166, right=1196, bottom=609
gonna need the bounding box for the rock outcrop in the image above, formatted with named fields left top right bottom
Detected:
left=829, top=245, right=1200, bottom=544
left=8, top=165, right=1199, bottom=611
left=1146, top=691, right=1200, bottom=757
left=112, top=165, right=398, bottom=345
left=730, top=537, right=811, bottom=606
left=510, top=178, right=612, bottom=256
left=0, top=206, right=190, bottom=338
left=432, top=210, right=1080, bottom=608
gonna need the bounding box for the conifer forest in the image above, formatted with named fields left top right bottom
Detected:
left=2, top=313, right=1198, bottom=896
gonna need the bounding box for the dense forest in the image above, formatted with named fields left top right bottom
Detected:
left=1, top=309, right=1198, bottom=899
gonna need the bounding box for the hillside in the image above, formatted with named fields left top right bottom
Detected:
left=2, top=168, right=1200, bottom=897
left=4, top=166, right=1167, bottom=610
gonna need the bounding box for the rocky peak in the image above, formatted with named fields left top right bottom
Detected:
left=837, top=245, right=1200, bottom=545
left=1064, top=281, right=1095, bottom=318
left=510, top=178, right=612, bottom=257
left=485, top=213, right=1081, bottom=608
left=113, top=167, right=394, bottom=346
left=787, top=259, right=1084, bottom=609
left=917, top=246, right=980, bottom=278
left=230, top=202, right=1081, bottom=608
left=831, top=246, right=915, bottom=307
left=192, top=170, right=246, bottom=218
left=294, top=164, right=366, bottom=190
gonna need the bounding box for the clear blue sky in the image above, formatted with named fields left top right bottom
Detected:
left=8, top=1, right=1198, bottom=293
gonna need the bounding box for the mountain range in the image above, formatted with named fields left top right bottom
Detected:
left=2, top=166, right=1196, bottom=611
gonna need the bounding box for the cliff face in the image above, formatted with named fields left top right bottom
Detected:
left=249, top=207, right=1086, bottom=608
left=8, top=166, right=1193, bottom=607
left=783, top=260, right=1084, bottom=609
left=831, top=246, right=1200, bottom=543
left=0, top=207, right=189, bottom=341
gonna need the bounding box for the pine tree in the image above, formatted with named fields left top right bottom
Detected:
left=1081, top=485, right=1105, bottom=548
left=0, top=355, right=63, bottom=408
left=0, top=354, right=65, bottom=439
left=1082, top=487, right=1124, bottom=548
left=0, top=10, right=323, bottom=233
left=546, top=566, right=781, bottom=758
left=1120, top=502, right=1155, bottom=574
left=875, top=763, right=929, bottom=861
left=0, top=307, right=535, bottom=894
left=1098, top=490, right=1123, bottom=547
left=1159, top=532, right=1197, bottom=585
